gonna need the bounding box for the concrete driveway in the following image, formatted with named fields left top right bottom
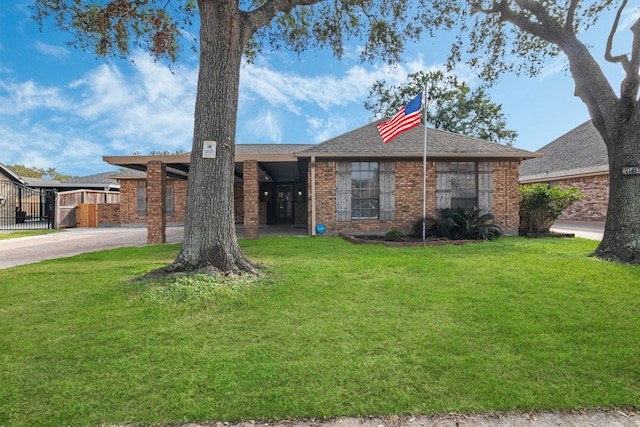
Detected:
left=550, top=221, right=604, bottom=240
left=0, top=226, right=184, bottom=269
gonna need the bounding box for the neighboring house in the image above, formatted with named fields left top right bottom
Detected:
left=104, top=122, right=538, bottom=240
left=0, top=163, right=122, bottom=229
left=520, top=121, right=609, bottom=224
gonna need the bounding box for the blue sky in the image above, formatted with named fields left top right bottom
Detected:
left=0, top=2, right=638, bottom=177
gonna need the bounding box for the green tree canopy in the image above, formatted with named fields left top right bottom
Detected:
left=365, top=70, right=518, bottom=145
left=6, top=164, right=71, bottom=180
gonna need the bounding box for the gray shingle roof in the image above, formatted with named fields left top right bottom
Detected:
left=298, top=121, right=536, bottom=158
left=520, top=121, right=609, bottom=182
left=236, top=144, right=314, bottom=154
left=61, top=171, right=120, bottom=185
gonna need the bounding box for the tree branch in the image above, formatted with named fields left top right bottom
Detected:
left=605, top=0, right=629, bottom=66
left=246, top=0, right=324, bottom=34
left=564, top=0, right=579, bottom=32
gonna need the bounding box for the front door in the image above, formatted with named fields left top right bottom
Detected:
left=276, top=185, right=292, bottom=220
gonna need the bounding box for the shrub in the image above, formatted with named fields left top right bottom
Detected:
left=413, top=210, right=502, bottom=241
left=412, top=217, right=441, bottom=238
left=439, top=208, right=503, bottom=240
left=519, top=184, right=585, bottom=235
left=384, top=229, right=403, bottom=241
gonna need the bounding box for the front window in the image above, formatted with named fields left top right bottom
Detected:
left=351, top=162, right=379, bottom=219
left=450, top=162, right=477, bottom=210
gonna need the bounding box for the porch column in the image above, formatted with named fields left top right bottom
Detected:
left=146, top=160, right=166, bottom=244
left=243, top=160, right=259, bottom=239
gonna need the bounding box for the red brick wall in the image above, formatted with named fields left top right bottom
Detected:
left=146, top=161, right=166, bottom=244
left=115, top=177, right=187, bottom=226
left=243, top=160, right=259, bottom=239
left=118, top=179, right=147, bottom=225
left=168, top=179, right=187, bottom=223
left=492, top=161, right=521, bottom=234
left=551, top=174, right=609, bottom=223
left=234, top=182, right=244, bottom=223
left=309, top=159, right=521, bottom=236
left=97, top=203, right=119, bottom=225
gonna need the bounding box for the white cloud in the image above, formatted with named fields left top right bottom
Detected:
left=33, top=41, right=70, bottom=59
left=239, top=57, right=437, bottom=115
left=70, top=54, right=197, bottom=153
left=245, top=110, right=282, bottom=143
left=306, top=113, right=350, bottom=143
left=0, top=80, right=69, bottom=114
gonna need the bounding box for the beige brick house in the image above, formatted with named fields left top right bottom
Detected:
left=104, top=122, right=538, bottom=238
left=520, top=121, right=609, bottom=225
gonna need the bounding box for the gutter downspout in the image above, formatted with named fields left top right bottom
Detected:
left=311, top=155, right=316, bottom=236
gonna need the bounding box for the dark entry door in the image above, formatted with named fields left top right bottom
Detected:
left=276, top=185, right=292, bottom=220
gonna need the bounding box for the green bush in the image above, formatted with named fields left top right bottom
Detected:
left=519, top=184, right=585, bottom=235
left=384, top=229, right=403, bottom=241
left=413, top=209, right=502, bottom=240
left=439, top=208, right=503, bottom=240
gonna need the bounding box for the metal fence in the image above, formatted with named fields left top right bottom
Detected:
left=0, top=181, right=55, bottom=230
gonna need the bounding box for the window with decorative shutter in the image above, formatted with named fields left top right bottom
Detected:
left=351, top=162, right=379, bottom=219
left=379, top=162, right=395, bottom=220
left=436, top=162, right=451, bottom=211
left=450, top=162, right=477, bottom=210
left=336, top=162, right=352, bottom=221
left=478, top=161, right=493, bottom=214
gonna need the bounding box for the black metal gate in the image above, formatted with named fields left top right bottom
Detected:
left=0, top=181, right=56, bottom=230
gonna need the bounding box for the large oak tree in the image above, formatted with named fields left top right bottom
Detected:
left=33, top=0, right=430, bottom=274
left=424, top=0, right=639, bottom=263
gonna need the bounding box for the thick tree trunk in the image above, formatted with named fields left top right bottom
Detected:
left=168, top=1, right=259, bottom=275
left=592, top=113, right=640, bottom=264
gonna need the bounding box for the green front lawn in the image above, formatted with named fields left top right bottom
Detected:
left=1, top=237, right=638, bottom=427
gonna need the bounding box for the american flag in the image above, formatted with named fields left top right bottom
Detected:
left=377, top=92, right=423, bottom=143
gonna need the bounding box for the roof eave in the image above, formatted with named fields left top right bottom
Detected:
left=520, top=167, right=609, bottom=183
left=295, top=152, right=541, bottom=160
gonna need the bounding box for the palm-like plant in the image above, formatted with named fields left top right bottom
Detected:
left=439, top=208, right=502, bottom=240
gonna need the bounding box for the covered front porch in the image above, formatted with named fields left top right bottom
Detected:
left=103, top=145, right=312, bottom=242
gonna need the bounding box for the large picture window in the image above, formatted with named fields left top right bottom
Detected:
left=351, top=162, right=379, bottom=219
left=450, top=162, right=477, bottom=210
left=336, top=161, right=394, bottom=221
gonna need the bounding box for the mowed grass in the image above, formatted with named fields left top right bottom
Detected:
left=1, top=237, right=639, bottom=427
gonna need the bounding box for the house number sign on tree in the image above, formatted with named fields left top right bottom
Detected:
left=202, top=141, right=216, bottom=159
left=622, top=167, right=640, bottom=176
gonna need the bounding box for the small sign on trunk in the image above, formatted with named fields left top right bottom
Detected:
left=203, top=141, right=217, bottom=158
left=622, top=166, right=640, bottom=176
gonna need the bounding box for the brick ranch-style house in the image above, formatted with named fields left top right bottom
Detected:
left=520, top=121, right=609, bottom=225
left=103, top=122, right=539, bottom=240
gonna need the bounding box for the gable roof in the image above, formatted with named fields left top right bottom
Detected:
left=297, top=121, right=538, bottom=160
left=0, top=162, right=26, bottom=184
left=19, top=173, right=120, bottom=191
left=520, top=121, right=609, bottom=183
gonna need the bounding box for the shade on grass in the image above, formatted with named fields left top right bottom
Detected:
left=0, top=237, right=639, bottom=427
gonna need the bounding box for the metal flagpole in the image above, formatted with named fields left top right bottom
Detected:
left=422, top=82, right=428, bottom=242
